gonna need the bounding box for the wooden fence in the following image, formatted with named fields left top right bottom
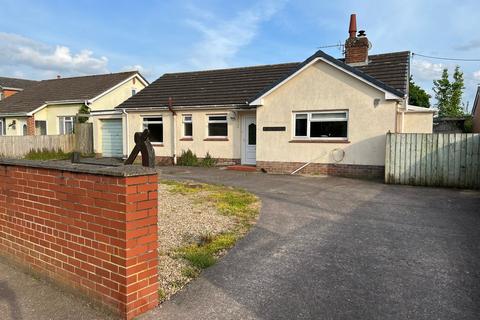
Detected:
left=75, top=123, right=93, bottom=155
left=385, top=132, right=480, bottom=189
left=0, top=123, right=93, bottom=158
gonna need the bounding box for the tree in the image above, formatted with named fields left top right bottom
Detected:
left=408, top=76, right=430, bottom=108
left=450, top=66, right=465, bottom=116
left=78, top=104, right=90, bottom=124
left=432, top=66, right=465, bottom=117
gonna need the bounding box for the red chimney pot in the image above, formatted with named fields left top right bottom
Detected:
left=348, top=14, right=357, bottom=39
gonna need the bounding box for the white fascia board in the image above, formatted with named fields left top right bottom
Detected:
left=27, top=100, right=85, bottom=116
left=249, top=57, right=403, bottom=106
left=1, top=87, right=23, bottom=91
left=90, top=110, right=123, bottom=116
left=27, top=104, right=48, bottom=116
left=89, top=74, right=149, bottom=103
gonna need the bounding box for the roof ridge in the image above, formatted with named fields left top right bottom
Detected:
left=0, top=76, right=38, bottom=82
left=163, top=62, right=301, bottom=76
left=40, top=71, right=137, bottom=82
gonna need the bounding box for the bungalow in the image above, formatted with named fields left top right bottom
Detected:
left=115, top=14, right=434, bottom=178
left=0, top=72, right=148, bottom=155
left=0, top=76, right=37, bottom=100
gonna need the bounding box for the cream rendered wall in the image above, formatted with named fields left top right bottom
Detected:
left=35, top=104, right=82, bottom=135
left=125, top=109, right=241, bottom=159
left=257, top=61, right=399, bottom=166
left=89, top=77, right=146, bottom=111
left=402, top=112, right=433, bottom=133
left=4, top=117, right=26, bottom=136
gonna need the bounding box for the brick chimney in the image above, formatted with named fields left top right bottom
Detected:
left=344, top=14, right=370, bottom=65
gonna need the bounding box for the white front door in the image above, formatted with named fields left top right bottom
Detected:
left=242, top=115, right=256, bottom=165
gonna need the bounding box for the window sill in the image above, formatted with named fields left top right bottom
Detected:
left=151, top=143, right=164, bottom=147
left=180, top=138, right=193, bottom=141
left=289, top=139, right=350, bottom=144
left=204, top=138, right=229, bottom=141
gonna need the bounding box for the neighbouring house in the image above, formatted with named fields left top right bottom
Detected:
left=473, top=85, right=480, bottom=133
left=0, top=76, right=37, bottom=100
left=0, top=71, right=148, bottom=154
left=112, top=14, right=434, bottom=178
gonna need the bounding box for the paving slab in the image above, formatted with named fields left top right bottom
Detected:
left=0, top=257, right=116, bottom=320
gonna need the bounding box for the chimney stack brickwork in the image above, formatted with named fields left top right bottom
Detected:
left=344, top=14, right=369, bottom=65
left=26, top=116, right=35, bottom=136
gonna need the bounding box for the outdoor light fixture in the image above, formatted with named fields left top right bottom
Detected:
left=8, top=120, right=16, bottom=130
left=373, top=98, right=381, bottom=107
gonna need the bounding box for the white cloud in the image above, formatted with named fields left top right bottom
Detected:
left=186, top=0, right=287, bottom=69
left=473, top=70, right=480, bottom=81
left=411, top=59, right=445, bottom=81
left=0, top=32, right=108, bottom=76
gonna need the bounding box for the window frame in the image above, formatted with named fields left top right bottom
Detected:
left=182, top=114, right=193, bottom=138
left=293, top=110, right=349, bottom=140
left=0, top=118, right=4, bottom=135
left=131, top=88, right=136, bottom=96
left=35, top=120, right=47, bottom=135
left=207, top=114, right=228, bottom=138
left=142, top=116, right=163, bottom=144
left=59, top=116, right=75, bottom=135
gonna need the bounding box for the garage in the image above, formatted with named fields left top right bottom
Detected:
left=101, top=119, right=123, bottom=158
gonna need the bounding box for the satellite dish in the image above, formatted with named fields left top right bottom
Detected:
left=368, top=41, right=373, bottom=51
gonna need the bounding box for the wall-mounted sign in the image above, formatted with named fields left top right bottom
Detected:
left=263, top=126, right=286, bottom=132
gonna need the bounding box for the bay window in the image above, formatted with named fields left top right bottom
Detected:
left=208, top=115, right=228, bottom=137
left=143, top=117, right=163, bottom=143
left=294, top=111, right=348, bottom=139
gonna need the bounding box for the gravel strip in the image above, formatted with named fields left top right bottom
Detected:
left=157, top=182, right=242, bottom=301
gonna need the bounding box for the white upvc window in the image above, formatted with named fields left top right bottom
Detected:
left=59, top=116, right=74, bottom=135
left=294, top=111, right=348, bottom=140
left=143, top=116, right=163, bottom=143
left=207, top=114, right=228, bottom=137
left=182, top=114, right=193, bottom=137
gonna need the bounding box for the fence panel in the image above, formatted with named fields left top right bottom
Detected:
left=385, top=132, right=480, bottom=189
left=0, top=134, right=75, bottom=158
left=75, top=122, right=93, bottom=154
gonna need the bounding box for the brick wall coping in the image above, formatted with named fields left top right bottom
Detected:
left=0, top=159, right=157, bottom=177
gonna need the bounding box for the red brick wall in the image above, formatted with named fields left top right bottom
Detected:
left=257, top=161, right=384, bottom=179
left=0, top=164, right=159, bottom=319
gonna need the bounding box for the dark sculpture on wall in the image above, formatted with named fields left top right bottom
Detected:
left=124, top=129, right=156, bottom=168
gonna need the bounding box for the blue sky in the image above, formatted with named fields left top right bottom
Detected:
left=0, top=0, right=479, bottom=110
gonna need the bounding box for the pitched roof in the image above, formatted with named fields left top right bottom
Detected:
left=118, top=50, right=409, bottom=109
left=0, top=77, right=38, bottom=90
left=119, top=63, right=299, bottom=109
left=0, top=71, right=139, bottom=115
left=340, top=51, right=410, bottom=95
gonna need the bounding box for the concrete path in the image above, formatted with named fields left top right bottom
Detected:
left=0, top=257, right=115, bottom=320
left=143, top=167, right=480, bottom=320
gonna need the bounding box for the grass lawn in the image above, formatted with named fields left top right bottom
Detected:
left=157, top=180, right=260, bottom=302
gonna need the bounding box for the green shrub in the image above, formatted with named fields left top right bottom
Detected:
left=200, top=152, right=217, bottom=167
left=177, top=149, right=198, bottom=166
left=464, top=116, right=473, bottom=133
left=24, top=148, right=71, bottom=160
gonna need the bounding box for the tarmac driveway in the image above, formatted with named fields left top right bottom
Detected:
left=143, top=167, right=480, bottom=320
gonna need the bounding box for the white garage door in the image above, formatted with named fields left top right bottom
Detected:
left=102, top=119, right=123, bottom=158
